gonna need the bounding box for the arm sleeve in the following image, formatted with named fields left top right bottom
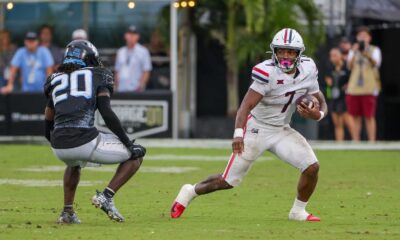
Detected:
left=47, top=98, right=54, bottom=108
left=97, top=96, right=131, bottom=147
left=44, top=99, right=54, bottom=142
left=97, top=68, right=115, bottom=95
left=249, top=81, right=268, bottom=96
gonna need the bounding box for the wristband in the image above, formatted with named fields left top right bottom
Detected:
left=233, top=128, right=244, bottom=138
left=318, top=111, right=325, bottom=121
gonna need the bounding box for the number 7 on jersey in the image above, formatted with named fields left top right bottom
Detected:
left=281, top=91, right=296, bottom=113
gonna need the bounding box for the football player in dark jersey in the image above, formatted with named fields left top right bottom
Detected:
left=44, top=40, right=146, bottom=223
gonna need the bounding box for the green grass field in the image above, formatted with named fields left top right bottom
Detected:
left=0, top=144, right=399, bottom=240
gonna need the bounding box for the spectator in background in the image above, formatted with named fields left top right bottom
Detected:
left=339, top=37, right=352, bottom=63
left=325, top=48, right=355, bottom=141
left=0, top=30, right=16, bottom=88
left=347, top=26, right=382, bottom=142
left=0, top=32, right=53, bottom=94
left=39, top=24, right=63, bottom=69
left=115, top=25, right=152, bottom=92
left=72, top=29, right=88, bottom=40
left=146, top=30, right=170, bottom=89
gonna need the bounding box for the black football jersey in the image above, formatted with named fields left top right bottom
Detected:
left=44, top=67, right=114, bottom=148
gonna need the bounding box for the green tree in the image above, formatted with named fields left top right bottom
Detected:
left=195, top=0, right=325, bottom=115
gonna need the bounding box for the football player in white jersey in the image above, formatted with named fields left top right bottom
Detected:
left=171, top=28, right=327, bottom=222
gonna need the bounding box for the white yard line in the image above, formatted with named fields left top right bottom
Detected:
left=0, top=179, right=103, bottom=187
left=1, top=137, right=400, bottom=150
left=145, top=155, right=274, bottom=161
left=18, top=166, right=200, bottom=173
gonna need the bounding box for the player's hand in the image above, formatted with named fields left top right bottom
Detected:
left=232, top=137, right=244, bottom=155
left=297, top=102, right=320, bottom=120
left=128, top=143, right=146, bottom=159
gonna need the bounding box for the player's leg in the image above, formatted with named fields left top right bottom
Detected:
left=297, top=162, right=319, bottom=202
left=107, top=157, right=143, bottom=192
left=55, top=165, right=82, bottom=224
left=171, top=121, right=263, bottom=218
left=63, top=166, right=81, bottom=213
left=269, top=127, right=320, bottom=221
left=89, top=133, right=144, bottom=222
left=52, top=147, right=88, bottom=224
left=171, top=153, right=255, bottom=218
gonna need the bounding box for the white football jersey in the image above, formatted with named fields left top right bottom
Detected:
left=249, top=57, right=320, bottom=126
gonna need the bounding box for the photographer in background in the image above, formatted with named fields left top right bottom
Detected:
left=347, top=26, right=382, bottom=142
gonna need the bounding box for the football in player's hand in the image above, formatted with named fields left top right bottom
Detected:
left=296, top=94, right=319, bottom=109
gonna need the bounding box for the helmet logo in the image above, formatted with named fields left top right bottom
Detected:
left=67, top=48, right=82, bottom=58
left=283, top=29, right=294, bottom=44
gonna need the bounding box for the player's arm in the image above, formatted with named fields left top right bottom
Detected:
left=96, top=89, right=145, bottom=159
left=297, top=91, right=328, bottom=121
left=313, top=91, right=328, bottom=116
left=232, top=89, right=263, bottom=154
left=44, top=99, right=55, bottom=142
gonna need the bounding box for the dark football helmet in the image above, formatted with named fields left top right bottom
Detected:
left=63, top=40, right=102, bottom=67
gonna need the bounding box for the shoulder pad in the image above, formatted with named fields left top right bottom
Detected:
left=92, top=67, right=115, bottom=94
left=299, top=57, right=318, bottom=78
left=43, top=73, right=62, bottom=98
left=251, top=60, right=273, bottom=84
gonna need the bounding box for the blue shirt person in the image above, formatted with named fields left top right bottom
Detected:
left=115, top=26, right=152, bottom=92
left=1, top=32, right=53, bottom=94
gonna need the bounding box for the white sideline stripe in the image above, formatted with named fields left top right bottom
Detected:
left=18, top=166, right=200, bottom=174
left=0, top=179, right=103, bottom=187
left=139, top=139, right=400, bottom=150
left=2, top=136, right=399, bottom=150
left=146, top=155, right=273, bottom=161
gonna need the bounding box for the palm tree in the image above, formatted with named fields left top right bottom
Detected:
left=196, top=0, right=325, bottom=115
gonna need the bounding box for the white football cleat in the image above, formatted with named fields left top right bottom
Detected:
left=289, top=210, right=320, bottom=222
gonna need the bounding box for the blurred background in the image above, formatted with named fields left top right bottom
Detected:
left=0, top=0, right=399, bottom=141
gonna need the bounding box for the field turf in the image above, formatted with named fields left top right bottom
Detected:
left=0, top=144, right=399, bottom=240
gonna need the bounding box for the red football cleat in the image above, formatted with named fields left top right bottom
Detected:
left=306, top=214, right=320, bottom=222
left=171, top=201, right=186, bottom=218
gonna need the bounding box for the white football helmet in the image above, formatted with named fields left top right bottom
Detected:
left=270, top=28, right=305, bottom=73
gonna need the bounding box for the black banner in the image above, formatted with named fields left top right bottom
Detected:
left=0, top=90, right=172, bottom=138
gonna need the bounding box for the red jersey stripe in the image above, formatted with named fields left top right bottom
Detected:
left=223, top=153, right=236, bottom=179
left=253, top=67, right=269, bottom=77
left=223, top=115, right=253, bottom=180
